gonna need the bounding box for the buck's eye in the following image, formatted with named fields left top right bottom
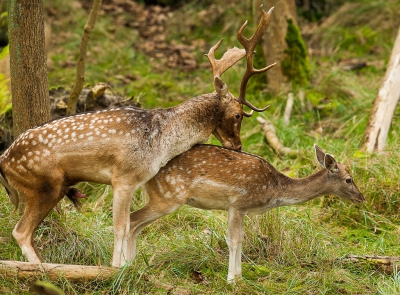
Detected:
left=234, top=113, right=241, bottom=120
left=346, top=178, right=352, bottom=184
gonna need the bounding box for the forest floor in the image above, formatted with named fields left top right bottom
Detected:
left=1, top=0, right=400, bottom=294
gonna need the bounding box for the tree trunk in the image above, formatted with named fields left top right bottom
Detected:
left=0, top=260, right=117, bottom=281
left=260, top=0, right=297, bottom=93
left=8, top=0, right=50, bottom=138
left=361, top=27, right=400, bottom=152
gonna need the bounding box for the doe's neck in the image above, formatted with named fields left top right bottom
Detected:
left=277, top=169, right=331, bottom=206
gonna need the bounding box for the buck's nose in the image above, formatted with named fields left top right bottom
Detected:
left=222, top=140, right=241, bottom=151
left=233, top=143, right=242, bottom=151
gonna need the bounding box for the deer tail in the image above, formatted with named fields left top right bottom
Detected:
left=65, top=188, right=83, bottom=210
left=0, top=167, right=19, bottom=213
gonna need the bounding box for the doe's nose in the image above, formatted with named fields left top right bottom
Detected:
left=359, top=194, right=366, bottom=202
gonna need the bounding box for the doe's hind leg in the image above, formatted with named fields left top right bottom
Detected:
left=127, top=198, right=181, bottom=262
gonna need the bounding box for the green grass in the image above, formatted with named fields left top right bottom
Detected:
left=2, top=188, right=400, bottom=294
left=1, top=0, right=400, bottom=293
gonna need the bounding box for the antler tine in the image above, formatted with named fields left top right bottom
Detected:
left=205, top=39, right=246, bottom=78
left=243, top=110, right=254, bottom=117
left=236, top=5, right=276, bottom=112
left=242, top=105, right=270, bottom=118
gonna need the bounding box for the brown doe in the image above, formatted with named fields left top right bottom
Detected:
left=131, top=144, right=365, bottom=282
left=0, top=6, right=276, bottom=267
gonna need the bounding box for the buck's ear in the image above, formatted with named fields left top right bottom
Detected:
left=314, top=144, right=325, bottom=167
left=324, top=153, right=338, bottom=173
left=214, top=76, right=228, bottom=98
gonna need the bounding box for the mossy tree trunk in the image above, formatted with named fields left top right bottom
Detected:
left=259, top=0, right=297, bottom=93
left=361, top=26, right=400, bottom=152
left=7, top=0, right=50, bottom=138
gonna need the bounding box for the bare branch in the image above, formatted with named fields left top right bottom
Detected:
left=257, top=116, right=298, bottom=157
left=283, top=92, right=294, bottom=126
left=67, top=0, right=103, bottom=115
left=361, top=26, right=400, bottom=152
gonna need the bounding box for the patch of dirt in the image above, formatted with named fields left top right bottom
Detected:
left=82, top=0, right=198, bottom=71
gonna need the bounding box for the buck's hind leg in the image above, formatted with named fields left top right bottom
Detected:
left=127, top=196, right=181, bottom=262
left=111, top=180, right=137, bottom=267
left=12, top=185, right=64, bottom=263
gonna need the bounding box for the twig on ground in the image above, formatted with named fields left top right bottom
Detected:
left=257, top=116, right=298, bottom=157
left=283, top=92, right=294, bottom=126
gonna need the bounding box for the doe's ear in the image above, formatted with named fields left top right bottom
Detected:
left=324, top=153, right=338, bottom=173
left=214, top=76, right=228, bottom=99
left=314, top=144, right=325, bottom=167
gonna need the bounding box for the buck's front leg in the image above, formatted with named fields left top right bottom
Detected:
left=235, top=217, right=245, bottom=279
left=111, top=182, right=136, bottom=267
left=227, top=207, right=245, bottom=283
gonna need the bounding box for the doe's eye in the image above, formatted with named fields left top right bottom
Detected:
left=234, top=113, right=241, bottom=120
left=346, top=178, right=352, bottom=184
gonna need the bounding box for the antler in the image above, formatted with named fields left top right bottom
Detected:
left=236, top=5, right=276, bottom=113
left=205, top=39, right=246, bottom=78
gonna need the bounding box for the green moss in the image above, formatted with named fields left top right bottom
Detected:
left=0, top=43, right=8, bottom=59
left=0, top=11, right=8, bottom=47
left=242, top=263, right=271, bottom=280
left=281, top=18, right=310, bottom=88
left=0, top=47, right=11, bottom=115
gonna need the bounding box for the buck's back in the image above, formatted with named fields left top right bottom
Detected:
left=0, top=107, right=166, bottom=182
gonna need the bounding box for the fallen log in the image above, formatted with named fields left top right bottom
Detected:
left=257, top=116, right=298, bottom=157
left=341, top=254, right=400, bottom=265
left=0, top=260, right=117, bottom=281
left=340, top=254, right=400, bottom=274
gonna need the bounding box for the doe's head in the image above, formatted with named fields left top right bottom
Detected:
left=314, top=144, right=365, bottom=203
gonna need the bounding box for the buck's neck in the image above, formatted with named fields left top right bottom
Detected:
left=154, top=92, right=223, bottom=164
left=275, top=169, right=331, bottom=206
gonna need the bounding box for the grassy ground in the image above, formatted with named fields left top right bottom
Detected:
left=1, top=0, right=400, bottom=294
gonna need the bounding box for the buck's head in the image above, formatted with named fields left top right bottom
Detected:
left=314, top=144, right=365, bottom=203
left=206, top=5, right=276, bottom=151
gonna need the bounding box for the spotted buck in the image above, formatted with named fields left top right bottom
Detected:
left=131, top=144, right=365, bottom=282
left=0, top=6, right=276, bottom=267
